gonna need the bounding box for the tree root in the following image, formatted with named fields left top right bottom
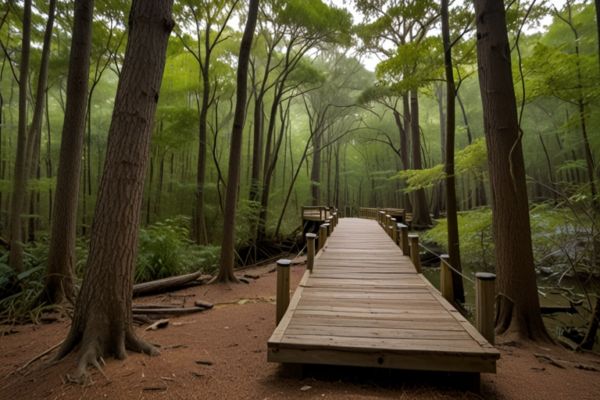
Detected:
left=56, top=326, right=160, bottom=385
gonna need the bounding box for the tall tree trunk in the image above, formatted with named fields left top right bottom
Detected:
left=250, top=93, right=263, bottom=202
left=55, top=0, right=175, bottom=378
left=8, top=0, right=32, bottom=273
left=214, top=0, right=258, bottom=284
left=22, top=0, right=56, bottom=243
left=39, top=0, right=94, bottom=305
left=410, top=90, right=432, bottom=227
left=195, top=55, right=210, bottom=245
left=45, top=90, right=53, bottom=225
left=434, top=83, right=446, bottom=219
left=310, top=131, right=321, bottom=206
left=275, top=131, right=315, bottom=237
left=442, top=0, right=465, bottom=303
left=258, top=97, right=289, bottom=238
left=474, top=0, right=553, bottom=343
left=401, top=95, right=413, bottom=213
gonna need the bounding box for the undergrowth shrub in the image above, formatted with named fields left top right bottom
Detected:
left=135, top=215, right=220, bottom=283
left=0, top=246, right=54, bottom=325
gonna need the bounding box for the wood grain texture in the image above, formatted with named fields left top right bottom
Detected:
left=267, top=218, right=500, bottom=374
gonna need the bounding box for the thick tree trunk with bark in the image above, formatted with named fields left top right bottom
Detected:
left=54, top=0, right=175, bottom=378
left=442, top=0, right=465, bottom=304
left=8, top=0, right=31, bottom=273
left=40, top=0, right=93, bottom=305
left=214, top=0, right=259, bottom=284
left=410, top=90, right=432, bottom=228
left=474, top=0, right=553, bottom=343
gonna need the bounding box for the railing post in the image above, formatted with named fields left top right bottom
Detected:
left=327, top=217, right=334, bottom=235
left=276, top=259, right=291, bottom=326
left=323, top=222, right=331, bottom=239
left=476, top=272, right=496, bottom=345
left=408, top=234, right=422, bottom=273
left=391, top=218, right=398, bottom=244
left=385, top=215, right=391, bottom=236
left=306, top=233, right=316, bottom=273
left=318, top=224, right=328, bottom=251
left=440, top=254, right=454, bottom=304
left=399, top=223, right=409, bottom=254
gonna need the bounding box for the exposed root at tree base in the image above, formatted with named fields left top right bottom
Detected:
left=54, top=327, right=160, bottom=385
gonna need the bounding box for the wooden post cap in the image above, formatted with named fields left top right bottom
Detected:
left=306, top=233, right=317, bottom=239
left=440, top=254, right=449, bottom=259
left=475, top=272, right=496, bottom=281
left=322, top=223, right=330, bottom=228
left=397, top=223, right=407, bottom=228
left=408, top=234, right=419, bottom=239
left=277, top=259, right=292, bottom=267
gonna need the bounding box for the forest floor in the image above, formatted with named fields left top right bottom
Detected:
left=1, top=261, right=600, bottom=400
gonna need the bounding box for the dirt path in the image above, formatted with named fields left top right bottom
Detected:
left=1, top=262, right=599, bottom=399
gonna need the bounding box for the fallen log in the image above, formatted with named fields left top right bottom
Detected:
left=133, top=271, right=203, bottom=296
left=194, top=301, right=214, bottom=309
left=132, top=307, right=206, bottom=315
left=133, top=315, right=152, bottom=325
left=540, top=304, right=577, bottom=314
left=145, top=319, right=169, bottom=331
left=132, top=304, right=179, bottom=309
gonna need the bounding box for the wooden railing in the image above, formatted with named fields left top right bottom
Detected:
left=359, top=207, right=412, bottom=227
left=358, top=207, right=378, bottom=220
left=301, top=206, right=338, bottom=222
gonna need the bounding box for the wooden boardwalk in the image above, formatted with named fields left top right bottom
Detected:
left=268, top=218, right=500, bottom=383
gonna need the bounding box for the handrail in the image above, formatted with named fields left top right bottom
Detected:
left=301, top=206, right=339, bottom=222
left=358, top=207, right=378, bottom=220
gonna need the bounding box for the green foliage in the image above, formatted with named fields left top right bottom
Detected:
left=233, top=200, right=262, bottom=247
left=135, top=215, right=213, bottom=283
left=273, top=0, right=354, bottom=46
left=377, top=36, right=443, bottom=93
left=395, top=138, right=488, bottom=192
left=423, top=208, right=494, bottom=270
left=0, top=246, right=54, bottom=325
left=424, top=196, right=600, bottom=280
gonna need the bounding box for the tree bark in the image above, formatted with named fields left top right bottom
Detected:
left=442, top=0, right=465, bottom=304
left=310, top=131, right=321, bottom=206
left=24, top=0, right=57, bottom=244
left=474, top=0, right=553, bottom=343
left=214, top=0, right=259, bottom=284
left=8, top=0, right=32, bottom=273
left=55, top=0, right=175, bottom=378
left=249, top=93, right=263, bottom=202
left=410, top=90, right=432, bottom=227
left=393, top=108, right=413, bottom=212
left=40, top=0, right=93, bottom=305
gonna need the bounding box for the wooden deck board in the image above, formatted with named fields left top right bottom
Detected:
left=267, top=218, right=500, bottom=374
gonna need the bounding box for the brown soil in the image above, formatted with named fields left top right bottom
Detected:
left=1, top=261, right=599, bottom=399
